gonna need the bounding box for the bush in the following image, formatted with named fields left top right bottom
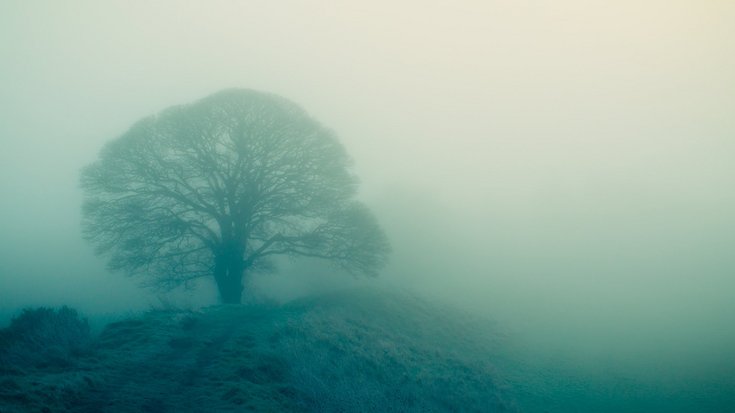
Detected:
left=0, top=306, right=91, bottom=372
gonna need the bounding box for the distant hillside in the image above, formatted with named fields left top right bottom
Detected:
left=0, top=288, right=518, bottom=412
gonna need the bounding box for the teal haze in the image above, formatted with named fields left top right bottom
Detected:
left=1, top=1, right=733, bottom=411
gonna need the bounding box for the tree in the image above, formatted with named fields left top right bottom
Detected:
left=81, top=89, right=390, bottom=304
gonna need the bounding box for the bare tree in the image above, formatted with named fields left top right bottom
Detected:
left=81, top=89, right=390, bottom=303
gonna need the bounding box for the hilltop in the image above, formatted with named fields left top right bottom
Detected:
left=0, top=288, right=517, bottom=412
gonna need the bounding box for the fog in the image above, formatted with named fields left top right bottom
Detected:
left=2, top=0, right=734, bottom=409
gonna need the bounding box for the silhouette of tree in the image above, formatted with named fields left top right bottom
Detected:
left=81, top=89, right=389, bottom=303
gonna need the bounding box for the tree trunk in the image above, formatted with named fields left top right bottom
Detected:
left=213, top=242, right=245, bottom=304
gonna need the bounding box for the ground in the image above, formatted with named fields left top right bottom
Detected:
left=0, top=288, right=517, bottom=413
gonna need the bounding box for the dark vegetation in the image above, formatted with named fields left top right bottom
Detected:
left=0, top=289, right=516, bottom=413
left=0, top=307, right=91, bottom=374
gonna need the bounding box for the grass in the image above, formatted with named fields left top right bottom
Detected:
left=0, top=288, right=516, bottom=412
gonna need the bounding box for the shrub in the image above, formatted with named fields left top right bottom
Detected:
left=0, top=306, right=91, bottom=371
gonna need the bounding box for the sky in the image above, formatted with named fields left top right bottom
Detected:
left=1, top=0, right=734, bottom=392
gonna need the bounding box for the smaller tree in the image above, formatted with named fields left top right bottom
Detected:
left=0, top=306, right=91, bottom=369
left=81, top=89, right=390, bottom=303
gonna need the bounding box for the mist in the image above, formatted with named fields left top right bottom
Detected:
left=1, top=1, right=734, bottom=410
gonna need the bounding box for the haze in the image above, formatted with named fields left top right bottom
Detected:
left=1, top=0, right=734, bottom=409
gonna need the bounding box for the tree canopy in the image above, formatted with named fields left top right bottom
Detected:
left=81, top=89, right=390, bottom=303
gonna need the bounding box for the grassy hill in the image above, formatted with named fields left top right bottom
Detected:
left=0, top=288, right=517, bottom=412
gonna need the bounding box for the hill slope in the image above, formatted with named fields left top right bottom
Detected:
left=0, top=289, right=517, bottom=412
